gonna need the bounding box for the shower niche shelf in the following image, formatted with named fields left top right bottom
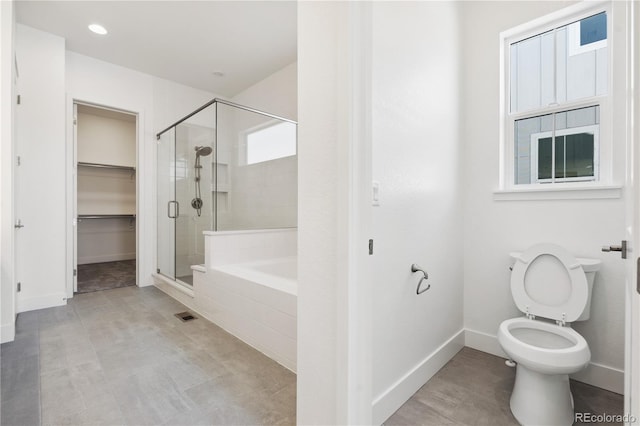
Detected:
left=214, top=162, right=230, bottom=193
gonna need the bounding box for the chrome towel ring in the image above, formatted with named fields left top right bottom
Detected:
left=411, top=264, right=430, bottom=295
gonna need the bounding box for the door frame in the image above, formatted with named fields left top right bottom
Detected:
left=0, top=1, right=16, bottom=343
left=65, top=96, right=145, bottom=298
left=626, top=0, right=640, bottom=420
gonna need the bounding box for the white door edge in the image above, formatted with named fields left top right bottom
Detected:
left=625, top=0, right=639, bottom=421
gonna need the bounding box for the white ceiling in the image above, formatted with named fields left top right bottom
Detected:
left=15, top=1, right=297, bottom=97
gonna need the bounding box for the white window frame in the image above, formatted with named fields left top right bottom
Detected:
left=530, top=124, right=599, bottom=184
left=499, top=1, right=612, bottom=193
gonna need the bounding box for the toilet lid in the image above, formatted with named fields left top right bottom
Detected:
left=511, top=243, right=588, bottom=323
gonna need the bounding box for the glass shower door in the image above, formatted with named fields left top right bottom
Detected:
left=157, top=128, right=176, bottom=280
left=174, top=106, right=215, bottom=286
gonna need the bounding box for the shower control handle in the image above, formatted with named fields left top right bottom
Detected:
left=14, top=219, right=24, bottom=229
left=167, top=201, right=179, bottom=219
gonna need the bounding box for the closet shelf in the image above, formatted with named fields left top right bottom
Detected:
left=78, top=214, right=136, bottom=220
left=78, top=162, right=136, bottom=172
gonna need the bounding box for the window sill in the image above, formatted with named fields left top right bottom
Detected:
left=493, top=184, right=622, bottom=201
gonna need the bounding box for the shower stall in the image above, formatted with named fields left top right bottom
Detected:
left=156, top=99, right=297, bottom=287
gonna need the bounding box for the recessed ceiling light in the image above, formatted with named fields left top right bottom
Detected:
left=88, top=24, right=108, bottom=35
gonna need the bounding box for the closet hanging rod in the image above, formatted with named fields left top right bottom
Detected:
left=78, top=162, right=135, bottom=172
left=78, top=214, right=136, bottom=219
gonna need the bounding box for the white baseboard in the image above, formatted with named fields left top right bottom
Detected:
left=372, top=329, right=465, bottom=425
left=464, top=328, right=624, bottom=394
left=1, top=322, right=15, bottom=343
left=16, top=292, right=66, bottom=313
left=77, top=253, right=136, bottom=265
left=572, top=361, right=625, bottom=395
left=464, top=327, right=507, bottom=358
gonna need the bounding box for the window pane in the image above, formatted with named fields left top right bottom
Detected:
left=566, top=104, right=599, bottom=128
left=562, top=13, right=608, bottom=101
left=246, top=121, right=297, bottom=165
left=515, top=106, right=597, bottom=184
left=510, top=32, right=553, bottom=113
left=538, top=137, right=552, bottom=180
left=565, top=133, right=594, bottom=178
left=555, top=136, right=565, bottom=179
left=581, top=12, right=607, bottom=45
left=510, top=12, right=607, bottom=112
left=514, top=114, right=552, bottom=184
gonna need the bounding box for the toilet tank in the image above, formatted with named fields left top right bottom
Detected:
left=575, top=256, right=601, bottom=321
left=509, top=253, right=601, bottom=322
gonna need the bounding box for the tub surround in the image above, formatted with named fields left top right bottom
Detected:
left=203, top=228, right=297, bottom=267
left=154, top=228, right=297, bottom=372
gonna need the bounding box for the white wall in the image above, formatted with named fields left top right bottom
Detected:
left=14, top=24, right=66, bottom=312
left=65, top=51, right=153, bottom=291
left=0, top=0, right=16, bottom=342
left=232, top=61, right=297, bottom=120
left=297, top=2, right=352, bottom=423
left=66, top=51, right=216, bottom=289
left=216, top=62, right=298, bottom=232
left=228, top=154, right=297, bottom=229
left=76, top=167, right=136, bottom=216
left=77, top=218, right=136, bottom=264
left=461, top=1, right=627, bottom=394
left=77, top=108, right=136, bottom=167
left=297, top=3, right=465, bottom=422
left=7, top=31, right=218, bottom=307
left=371, top=3, right=464, bottom=423
left=215, top=102, right=297, bottom=231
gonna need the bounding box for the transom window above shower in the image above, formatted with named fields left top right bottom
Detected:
left=500, top=4, right=612, bottom=191
left=244, top=121, right=297, bottom=165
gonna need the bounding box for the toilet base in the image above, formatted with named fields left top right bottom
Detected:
left=510, top=364, right=575, bottom=426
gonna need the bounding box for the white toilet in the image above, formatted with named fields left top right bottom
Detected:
left=497, top=243, right=601, bottom=426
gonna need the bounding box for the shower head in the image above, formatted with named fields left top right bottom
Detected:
left=195, top=146, right=213, bottom=157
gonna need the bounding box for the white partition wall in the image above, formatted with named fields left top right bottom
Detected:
left=370, top=3, right=464, bottom=423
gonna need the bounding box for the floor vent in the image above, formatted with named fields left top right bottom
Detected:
left=175, top=311, right=197, bottom=322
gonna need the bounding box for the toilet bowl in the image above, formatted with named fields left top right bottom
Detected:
left=498, top=243, right=600, bottom=426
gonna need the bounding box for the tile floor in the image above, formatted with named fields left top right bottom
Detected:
left=1, top=286, right=624, bottom=426
left=387, top=347, right=624, bottom=426
left=1, top=286, right=296, bottom=426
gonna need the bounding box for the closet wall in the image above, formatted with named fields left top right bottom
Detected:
left=76, top=104, right=136, bottom=265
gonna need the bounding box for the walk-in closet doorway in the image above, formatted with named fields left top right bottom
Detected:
left=71, top=103, right=138, bottom=294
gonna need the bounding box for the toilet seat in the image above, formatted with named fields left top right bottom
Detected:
left=511, top=243, right=588, bottom=323
left=498, top=317, right=590, bottom=375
